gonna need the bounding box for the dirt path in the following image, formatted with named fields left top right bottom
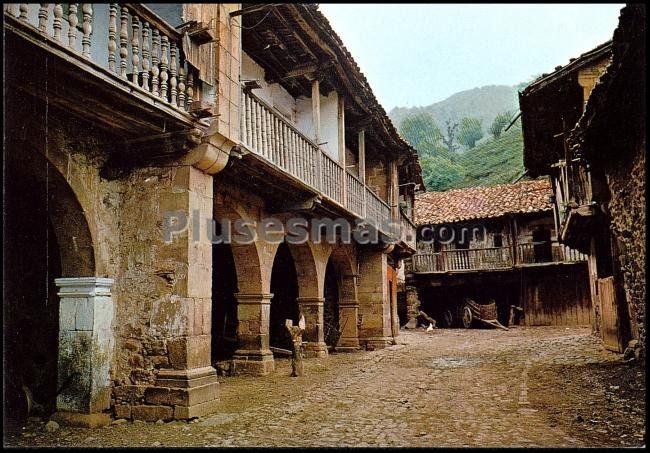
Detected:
left=4, top=326, right=645, bottom=447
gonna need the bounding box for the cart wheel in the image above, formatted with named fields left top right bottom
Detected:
left=461, top=305, right=473, bottom=329
left=443, top=309, right=454, bottom=328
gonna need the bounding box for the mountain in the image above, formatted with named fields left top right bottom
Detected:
left=389, top=85, right=519, bottom=133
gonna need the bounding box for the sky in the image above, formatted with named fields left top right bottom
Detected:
left=318, top=3, right=624, bottom=112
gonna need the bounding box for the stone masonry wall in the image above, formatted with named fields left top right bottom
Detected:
left=605, top=144, right=646, bottom=355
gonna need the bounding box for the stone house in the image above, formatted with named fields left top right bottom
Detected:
left=404, top=180, right=591, bottom=328
left=3, top=3, right=422, bottom=426
left=519, top=4, right=645, bottom=355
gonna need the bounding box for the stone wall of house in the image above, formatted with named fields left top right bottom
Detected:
left=605, top=143, right=646, bottom=356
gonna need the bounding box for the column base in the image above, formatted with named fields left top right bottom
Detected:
left=360, top=337, right=395, bottom=350
left=127, top=367, right=221, bottom=421
left=50, top=411, right=111, bottom=428
left=303, top=341, right=328, bottom=358
left=232, top=350, right=275, bottom=376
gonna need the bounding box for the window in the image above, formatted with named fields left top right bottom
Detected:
left=494, top=234, right=503, bottom=248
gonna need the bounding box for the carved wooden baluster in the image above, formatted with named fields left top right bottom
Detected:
left=150, top=28, right=160, bottom=96
left=240, top=90, right=246, bottom=141
left=186, top=70, right=194, bottom=110
left=18, top=4, right=28, bottom=21
left=68, top=4, right=78, bottom=48
left=159, top=35, right=169, bottom=100
left=245, top=93, right=252, bottom=147
left=107, top=4, right=117, bottom=72
left=266, top=108, right=273, bottom=158
left=81, top=4, right=92, bottom=58
left=169, top=42, right=177, bottom=105
left=178, top=61, right=186, bottom=109
left=53, top=4, right=63, bottom=42
left=38, top=4, right=49, bottom=32
left=130, top=14, right=140, bottom=86
left=141, top=21, right=150, bottom=91
left=260, top=107, right=268, bottom=156
left=119, top=6, right=128, bottom=79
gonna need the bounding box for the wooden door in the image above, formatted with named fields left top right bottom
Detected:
left=598, top=277, right=625, bottom=352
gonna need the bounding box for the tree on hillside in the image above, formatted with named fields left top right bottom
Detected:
left=458, top=117, right=483, bottom=149
left=441, top=119, right=460, bottom=153
left=489, top=111, right=514, bottom=139
left=398, top=112, right=442, bottom=154
left=420, top=154, right=465, bottom=192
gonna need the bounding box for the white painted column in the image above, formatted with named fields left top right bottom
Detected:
left=54, top=277, right=114, bottom=426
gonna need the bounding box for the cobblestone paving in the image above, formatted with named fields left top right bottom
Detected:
left=6, top=326, right=643, bottom=448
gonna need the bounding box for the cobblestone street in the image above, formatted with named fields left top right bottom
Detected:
left=5, top=326, right=645, bottom=448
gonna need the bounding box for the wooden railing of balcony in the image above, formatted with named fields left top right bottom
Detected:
left=5, top=3, right=198, bottom=114
left=400, top=210, right=417, bottom=250
left=241, top=89, right=396, bottom=236
left=412, top=241, right=586, bottom=273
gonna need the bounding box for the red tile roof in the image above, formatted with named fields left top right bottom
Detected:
left=415, top=179, right=552, bottom=226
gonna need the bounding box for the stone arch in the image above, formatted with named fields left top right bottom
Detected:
left=4, top=142, right=97, bottom=423
left=8, top=146, right=96, bottom=277
left=285, top=241, right=330, bottom=299
left=212, top=201, right=275, bottom=295
left=328, top=244, right=358, bottom=302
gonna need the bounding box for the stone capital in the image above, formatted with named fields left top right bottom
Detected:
left=296, top=297, right=325, bottom=307
left=339, top=298, right=359, bottom=308
left=55, top=277, right=114, bottom=298
left=235, top=293, right=274, bottom=305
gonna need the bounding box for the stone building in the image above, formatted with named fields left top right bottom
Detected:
left=519, top=4, right=645, bottom=355
left=3, top=3, right=421, bottom=426
left=404, top=180, right=591, bottom=328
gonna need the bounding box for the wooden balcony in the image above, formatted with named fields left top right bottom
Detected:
left=411, top=242, right=586, bottom=274
left=4, top=4, right=201, bottom=140
left=240, top=89, right=406, bottom=243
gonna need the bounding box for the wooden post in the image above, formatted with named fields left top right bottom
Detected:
left=338, top=95, right=347, bottom=207
left=311, top=79, right=321, bottom=143
left=359, top=129, right=366, bottom=217
left=285, top=316, right=305, bottom=377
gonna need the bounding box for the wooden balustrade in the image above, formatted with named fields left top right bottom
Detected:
left=4, top=3, right=198, bottom=113
left=366, top=189, right=391, bottom=231
left=400, top=211, right=417, bottom=249
left=346, top=172, right=365, bottom=217
left=413, top=242, right=586, bottom=273
left=241, top=89, right=392, bottom=232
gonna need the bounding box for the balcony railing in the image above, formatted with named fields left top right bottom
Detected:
left=241, top=89, right=396, bottom=238
left=5, top=3, right=198, bottom=115
left=412, top=242, right=586, bottom=273
left=400, top=211, right=417, bottom=250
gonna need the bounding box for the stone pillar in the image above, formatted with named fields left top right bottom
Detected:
left=297, top=297, right=328, bottom=357
left=53, top=277, right=114, bottom=427
left=357, top=247, right=393, bottom=349
left=336, top=298, right=360, bottom=351
left=232, top=293, right=275, bottom=375
left=147, top=166, right=219, bottom=421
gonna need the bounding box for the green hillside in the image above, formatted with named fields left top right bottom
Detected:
left=454, top=124, right=525, bottom=189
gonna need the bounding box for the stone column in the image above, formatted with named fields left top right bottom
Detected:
left=297, top=297, right=328, bottom=357
left=357, top=247, right=393, bottom=349
left=336, top=298, right=360, bottom=351
left=53, top=277, right=114, bottom=427
left=146, top=166, right=219, bottom=421
left=232, top=293, right=275, bottom=375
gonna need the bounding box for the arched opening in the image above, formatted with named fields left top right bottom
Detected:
left=4, top=149, right=95, bottom=427
left=211, top=240, right=239, bottom=362
left=323, top=259, right=341, bottom=349
left=269, top=242, right=300, bottom=351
